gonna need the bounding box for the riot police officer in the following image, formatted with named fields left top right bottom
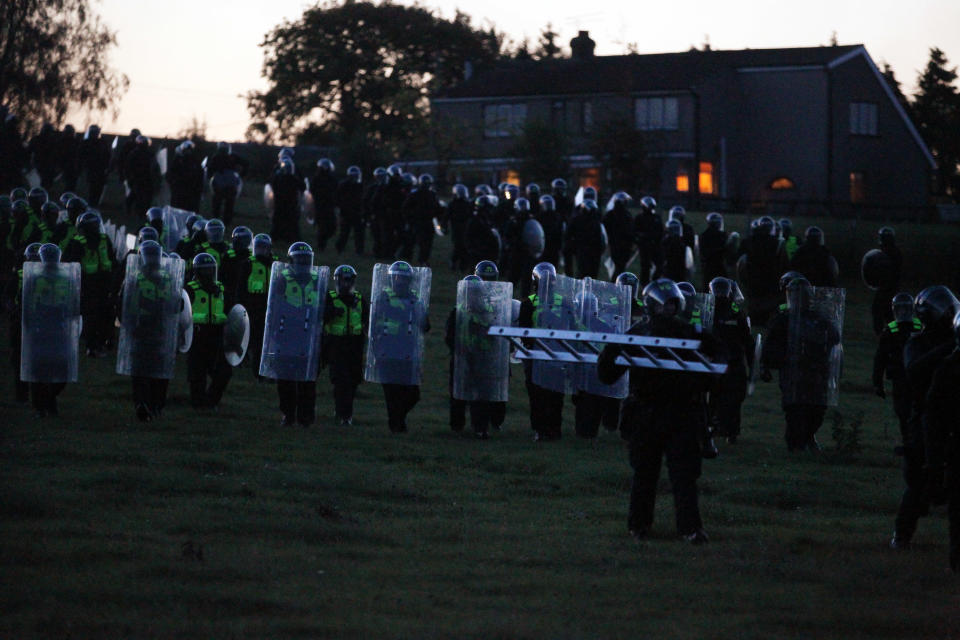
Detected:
left=206, top=142, right=249, bottom=224
left=167, top=139, right=205, bottom=212
left=661, top=219, right=691, bottom=283
left=63, top=211, right=117, bottom=357
left=790, top=226, right=838, bottom=287
left=312, top=158, right=339, bottom=251
left=10, top=243, right=42, bottom=402
left=699, top=213, right=727, bottom=290
left=221, top=226, right=252, bottom=308
left=446, top=184, right=472, bottom=270
left=198, top=219, right=229, bottom=269
left=603, top=192, right=634, bottom=277
left=616, top=272, right=644, bottom=324
left=323, top=264, right=369, bottom=425
left=708, top=277, right=753, bottom=444
left=890, top=286, right=960, bottom=550
left=124, top=135, right=157, bottom=217
left=633, top=196, right=663, bottom=286
left=537, top=194, right=563, bottom=269
left=872, top=292, right=921, bottom=446
left=738, top=216, right=783, bottom=327
left=335, top=165, right=365, bottom=254
left=78, top=125, right=110, bottom=206
left=598, top=278, right=720, bottom=544
left=237, top=233, right=276, bottom=380
left=565, top=199, right=604, bottom=279
left=463, top=195, right=501, bottom=268
left=400, top=173, right=442, bottom=265
left=185, top=252, right=232, bottom=409
left=269, top=158, right=307, bottom=243
left=870, top=227, right=904, bottom=335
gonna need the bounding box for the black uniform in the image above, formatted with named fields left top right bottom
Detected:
left=790, top=244, right=838, bottom=287
left=634, top=210, right=663, bottom=285
left=699, top=227, right=727, bottom=290
left=893, top=324, right=955, bottom=545
left=871, top=245, right=903, bottom=336
left=445, top=304, right=507, bottom=437
left=598, top=315, right=719, bottom=537
left=323, top=289, right=369, bottom=422
left=78, top=135, right=111, bottom=206
left=272, top=267, right=324, bottom=426
left=63, top=231, right=118, bottom=355
left=268, top=169, right=306, bottom=243
left=709, top=299, right=753, bottom=441
left=518, top=292, right=569, bottom=440
left=603, top=203, right=634, bottom=277
left=463, top=214, right=500, bottom=268
left=925, top=348, right=960, bottom=570
left=59, top=126, right=81, bottom=192
left=537, top=206, right=563, bottom=269
left=872, top=317, right=921, bottom=443
left=335, top=178, right=365, bottom=254
left=237, top=253, right=275, bottom=379
left=168, top=151, right=205, bottom=212
left=565, top=206, right=604, bottom=279
left=741, top=232, right=783, bottom=327
left=185, top=276, right=232, bottom=408
left=310, top=169, right=339, bottom=251
left=124, top=143, right=156, bottom=216
left=122, top=265, right=176, bottom=418
left=27, top=125, right=60, bottom=188
left=660, top=234, right=689, bottom=283
left=447, top=198, right=473, bottom=270
left=206, top=150, right=249, bottom=223
left=400, top=187, right=441, bottom=265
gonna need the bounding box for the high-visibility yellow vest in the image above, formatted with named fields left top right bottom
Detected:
left=247, top=258, right=270, bottom=294
left=326, top=290, right=363, bottom=336
left=187, top=279, right=226, bottom=325
left=281, top=268, right=319, bottom=308
left=76, top=234, right=113, bottom=275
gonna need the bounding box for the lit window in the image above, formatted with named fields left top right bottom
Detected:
left=635, top=97, right=679, bottom=130
left=699, top=162, right=714, bottom=195
left=676, top=168, right=689, bottom=192
left=850, top=171, right=866, bottom=203
left=769, top=177, right=795, bottom=190
left=501, top=169, right=521, bottom=186
left=850, top=102, right=877, bottom=136
left=483, top=103, right=528, bottom=138
left=578, top=168, right=600, bottom=190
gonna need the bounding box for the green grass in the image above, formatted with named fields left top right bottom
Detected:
left=2, top=180, right=960, bottom=638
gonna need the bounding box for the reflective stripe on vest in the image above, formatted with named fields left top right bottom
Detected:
left=200, top=242, right=222, bottom=266
left=247, top=258, right=269, bottom=294
left=282, top=269, right=319, bottom=308
left=326, top=290, right=363, bottom=336
left=188, top=280, right=226, bottom=324
left=381, top=288, right=417, bottom=335
left=784, top=236, right=799, bottom=261
left=32, top=273, right=71, bottom=306
left=77, top=234, right=113, bottom=274
left=529, top=292, right=564, bottom=327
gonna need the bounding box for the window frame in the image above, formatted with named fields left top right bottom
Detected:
left=634, top=96, right=680, bottom=131
left=849, top=102, right=878, bottom=137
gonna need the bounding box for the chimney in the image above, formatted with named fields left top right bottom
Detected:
left=570, top=31, right=596, bottom=60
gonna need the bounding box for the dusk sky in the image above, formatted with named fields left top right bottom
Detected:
left=76, top=0, right=960, bottom=141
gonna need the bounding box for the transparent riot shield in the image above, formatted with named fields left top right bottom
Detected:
left=453, top=279, right=513, bottom=402
left=258, top=262, right=330, bottom=381
left=20, top=262, right=82, bottom=383
left=161, top=206, right=192, bottom=252
left=531, top=274, right=580, bottom=393
left=783, top=286, right=845, bottom=406
left=575, top=278, right=630, bottom=398
left=116, top=254, right=185, bottom=379
left=682, top=292, right=715, bottom=335
left=364, top=263, right=432, bottom=385
left=522, top=218, right=545, bottom=259
left=263, top=184, right=275, bottom=219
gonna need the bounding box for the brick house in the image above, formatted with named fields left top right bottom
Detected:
left=428, top=33, right=935, bottom=218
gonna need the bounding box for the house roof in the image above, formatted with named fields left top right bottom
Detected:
left=436, top=45, right=864, bottom=100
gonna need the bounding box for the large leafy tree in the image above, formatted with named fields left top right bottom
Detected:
left=247, top=1, right=502, bottom=152
left=0, top=0, right=128, bottom=132
left=912, top=47, right=960, bottom=197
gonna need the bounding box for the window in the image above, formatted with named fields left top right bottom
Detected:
left=850, top=171, right=866, bottom=203
left=483, top=103, right=527, bottom=138
left=578, top=168, right=600, bottom=190
left=676, top=167, right=690, bottom=192
left=850, top=102, right=878, bottom=136
left=699, top=162, right=714, bottom=195
left=499, top=169, right=521, bottom=186
left=551, top=100, right=565, bottom=129
left=582, top=101, right=593, bottom=134
left=769, top=177, right=795, bottom=190
left=635, top=97, right=679, bottom=130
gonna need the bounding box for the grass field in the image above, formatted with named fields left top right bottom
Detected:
left=2, top=180, right=960, bottom=638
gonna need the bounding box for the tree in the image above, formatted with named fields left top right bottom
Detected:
left=912, top=47, right=960, bottom=197
left=880, top=61, right=911, bottom=115
left=0, top=0, right=128, bottom=133
left=247, top=1, right=502, bottom=151
left=587, top=117, right=661, bottom=195
left=534, top=24, right=562, bottom=60
left=508, top=119, right=569, bottom=183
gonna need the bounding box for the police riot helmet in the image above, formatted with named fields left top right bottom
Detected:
left=668, top=206, right=686, bottom=222
left=474, top=260, right=499, bottom=281
left=676, top=281, right=697, bottom=298
left=805, top=226, right=824, bottom=246
left=252, top=233, right=272, bottom=258
left=640, top=196, right=657, bottom=214
left=453, top=184, right=468, bottom=200
left=582, top=186, right=597, bottom=202
left=184, top=213, right=200, bottom=233
left=708, top=277, right=735, bottom=300
left=38, top=243, right=61, bottom=265
left=503, top=183, right=519, bottom=201
left=642, top=278, right=685, bottom=317
left=135, top=135, right=150, bottom=147
left=581, top=199, right=599, bottom=213
left=287, top=241, right=314, bottom=267
left=785, top=276, right=813, bottom=309
left=474, top=184, right=493, bottom=196
left=551, top=177, right=567, bottom=195
left=192, top=252, right=217, bottom=281
left=146, top=206, right=164, bottom=225
left=666, top=219, right=683, bottom=237
left=191, top=217, right=207, bottom=234
left=205, top=219, right=226, bottom=244
left=347, top=165, right=362, bottom=182
left=373, top=166, right=387, bottom=183
left=539, top=194, right=556, bottom=212
left=40, top=201, right=60, bottom=224
left=231, top=226, right=253, bottom=251
left=333, top=264, right=357, bottom=294
left=78, top=210, right=102, bottom=235
left=84, top=124, right=100, bottom=140
left=402, top=172, right=416, bottom=187
left=279, top=158, right=295, bottom=176
left=526, top=183, right=541, bottom=199
left=24, top=242, right=43, bottom=262
left=59, top=191, right=77, bottom=207
left=10, top=187, right=28, bottom=202
left=531, top=261, right=557, bottom=286
left=177, top=139, right=195, bottom=156
left=615, top=272, right=641, bottom=301
left=612, top=191, right=632, bottom=205
left=386, top=163, right=403, bottom=177
left=915, top=286, right=960, bottom=329
left=514, top=197, right=531, bottom=213
left=891, top=292, right=914, bottom=323
left=779, top=270, right=804, bottom=293
left=216, top=141, right=232, bottom=154
left=778, top=218, right=793, bottom=236
left=28, top=187, right=48, bottom=211
left=387, top=260, right=414, bottom=292
left=758, top=216, right=776, bottom=236
left=706, top=212, right=723, bottom=231
left=878, top=226, right=896, bottom=247
left=419, top=173, right=433, bottom=187
left=12, top=199, right=29, bottom=222
left=316, top=158, right=334, bottom=173
left=474, top=195, right=496, bottom=216
left=65, top=196, right=87, bottom=222
left=138, top=240, right=162, bottom=268
left=137, top=225, right=159, bottom=245
left=463, top=274, right=482, bottom=283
